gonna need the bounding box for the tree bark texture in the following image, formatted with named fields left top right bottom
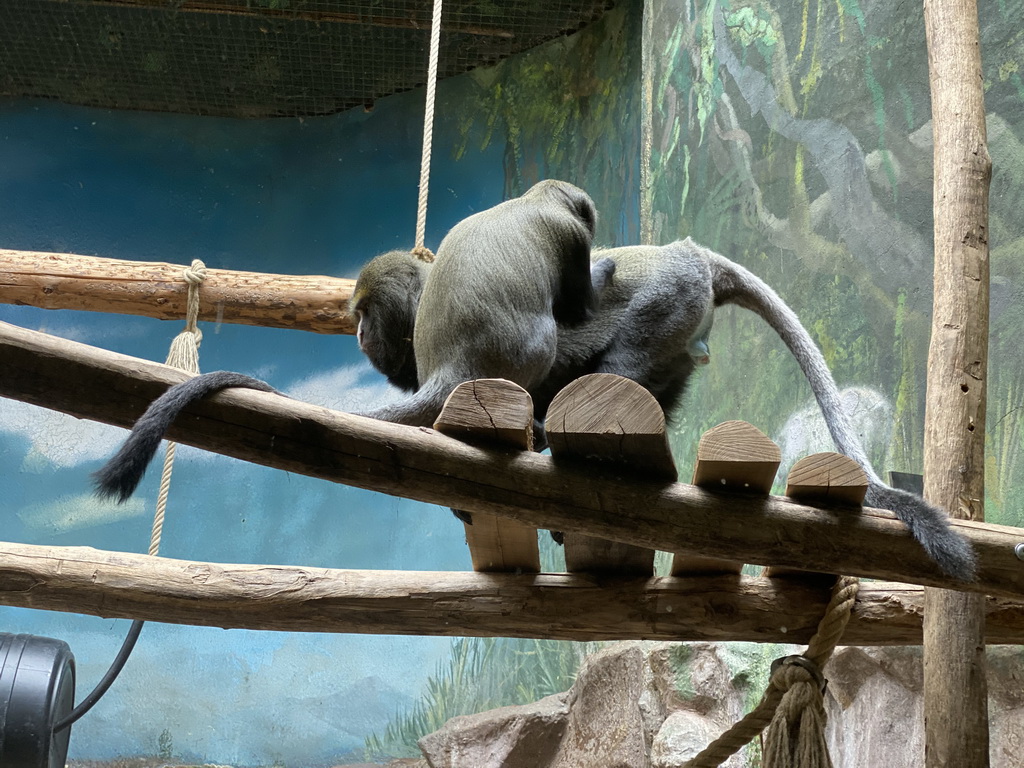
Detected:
left=0, top=249, right=357, bottom=334
left=3, top=541, right=1024, bottom=644
left=922, top=0, right=992, bottom=765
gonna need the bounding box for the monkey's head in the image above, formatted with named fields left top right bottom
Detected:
left=351, top=250, right=431, bottom=392
left=523, top=179, right=597, bottom=239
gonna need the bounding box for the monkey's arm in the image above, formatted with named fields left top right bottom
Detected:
left=93, top=371, right=277, bottom=503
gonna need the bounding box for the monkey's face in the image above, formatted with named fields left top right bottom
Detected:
left=350, top=250, right=430, bottom=392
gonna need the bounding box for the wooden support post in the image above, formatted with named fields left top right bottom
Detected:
left=0, top=250, right=358, bottom=334
left=434, top=379, right=540, bottom=573
left=764, top=452, right=867, bottom=578
left=922, top=0, right=992, bottom=764
left=671, top=421, right=780, bottom=575
left=546, top=374, right=676, bottom=575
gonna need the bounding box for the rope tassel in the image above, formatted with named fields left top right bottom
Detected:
left=761, top=658, right=832, bottom=768
left=683, top=576, right=859, bottom=768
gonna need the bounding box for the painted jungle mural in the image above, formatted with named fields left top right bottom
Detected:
left=638, top=0, right=1023, bottom=529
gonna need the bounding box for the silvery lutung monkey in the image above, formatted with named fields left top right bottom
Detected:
left=94, top=179, right=613, bottom=502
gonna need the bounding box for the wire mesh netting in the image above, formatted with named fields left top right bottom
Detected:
left=0, top=0, right=616, bottom=118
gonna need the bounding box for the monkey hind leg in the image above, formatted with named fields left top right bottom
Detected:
left=93, top=371, right=278, bottom=503
left=865, top=482, right=977, bottom=581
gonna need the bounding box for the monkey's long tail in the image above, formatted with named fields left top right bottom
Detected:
left=706, top=250, right=977, bottom=581
left=352, top=377, right=452, bottom=427
left=93, top=371, right=277, bottom=503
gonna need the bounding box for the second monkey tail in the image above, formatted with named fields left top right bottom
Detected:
left=705, top=250, right=977, bottom=582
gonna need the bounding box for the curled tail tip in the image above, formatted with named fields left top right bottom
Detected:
left=939, top=541, right=978, bottom=583
left=91, top=466, right=139, bottom=505
left=867, top=483, right=978, bottom=582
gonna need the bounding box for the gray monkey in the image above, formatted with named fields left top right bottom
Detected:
left=94, top=179, right=613, bottom=502
left=550, top=240, right=975, bottom=580
left=347, top=237, right=976, bottom=581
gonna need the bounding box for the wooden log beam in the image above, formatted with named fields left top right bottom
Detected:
left=3, top=320, right=1024, bottom=598
left=0, top=250, right=357, bottom=334
left=2, top=541, right=1024, bottom=645
left=922, top=0, right=992, bottom=763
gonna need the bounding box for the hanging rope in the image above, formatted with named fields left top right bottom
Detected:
left=412, top=0, right=444, bottom=264
left=149, top=259, right=207, bottom=556
left=683, top=575, right=860, bottom=768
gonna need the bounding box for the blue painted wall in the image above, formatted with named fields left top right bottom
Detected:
left=0, top=5, right=643, bottom=764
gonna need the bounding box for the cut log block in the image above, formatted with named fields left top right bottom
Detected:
left=785, top=452, right=868, bottom=506
left=671, top=421, right=781, bottom=576
left=435, top=379, right=540, bottom=573
left=764, top=452, right=868, bottom=578
left=547, top=374, right=677, bottom=576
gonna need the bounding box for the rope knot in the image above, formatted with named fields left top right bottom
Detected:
left=411, top=245, right=436, bottom=264
left=770, top=655, right=826, bottom=694
left=183, top=259, right=208, bottom=285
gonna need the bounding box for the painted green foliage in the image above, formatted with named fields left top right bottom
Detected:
left=447, top=0, right=645, bottom=245
left=646, top=0, right=1024, bottom=520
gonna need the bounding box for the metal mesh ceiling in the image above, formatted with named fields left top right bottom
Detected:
left=0, top=0, right=615, bottom=118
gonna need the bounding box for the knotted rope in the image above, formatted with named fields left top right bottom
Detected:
left=683, top=575, right=860, bottom=768
left=412, top=0, right=444, bottom=265
left=149, top=259, right=207, bottom=556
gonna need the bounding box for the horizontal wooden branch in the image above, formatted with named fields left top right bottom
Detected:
left=3, top=320, right=1024, bottom=598
left=0, top=250, right=356, bottom=334
left=2, top=541, right=1023, bottom=644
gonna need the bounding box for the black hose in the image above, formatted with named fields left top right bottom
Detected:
left=53, top=619, right=145, bottom=732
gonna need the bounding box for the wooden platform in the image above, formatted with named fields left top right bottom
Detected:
left=1, top=319, right=1024, bottom=644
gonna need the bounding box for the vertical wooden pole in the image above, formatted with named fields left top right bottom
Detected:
left=922, top=0, right=992, bottom=765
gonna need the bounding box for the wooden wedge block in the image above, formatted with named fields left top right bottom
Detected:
left=435, top=378, right=536, bottom=451
left=547, top=374, right=677, bottom=576
left=435, top=379, right=540, bottom=573
left=671, top=421, right=781, bottom=576
left=764, top=452, right=867, bottom=578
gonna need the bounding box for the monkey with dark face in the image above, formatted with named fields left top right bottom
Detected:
left=348, top=237, right=976, bottom=581
left=349, top=249, right=428, bottom=393
left=353, top=179, right=613, bottom=427
left=94, top=179, right=612, bottom=502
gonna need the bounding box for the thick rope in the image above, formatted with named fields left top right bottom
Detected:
left=149, top=259, right=207, bottom=556
left=413, top=0, right=444, bottom=264
left=683, top=575, right=860, bottom=768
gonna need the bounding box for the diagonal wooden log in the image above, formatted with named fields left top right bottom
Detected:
left=2, top=541, right=1024, bottom=644
left=434, top=379, right=540, bottom=573
left=2, top=320, right=1023, bottom=598
left=0, top=249, right=357, bottom=334
left=546, top=374, right=675, bottom=576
